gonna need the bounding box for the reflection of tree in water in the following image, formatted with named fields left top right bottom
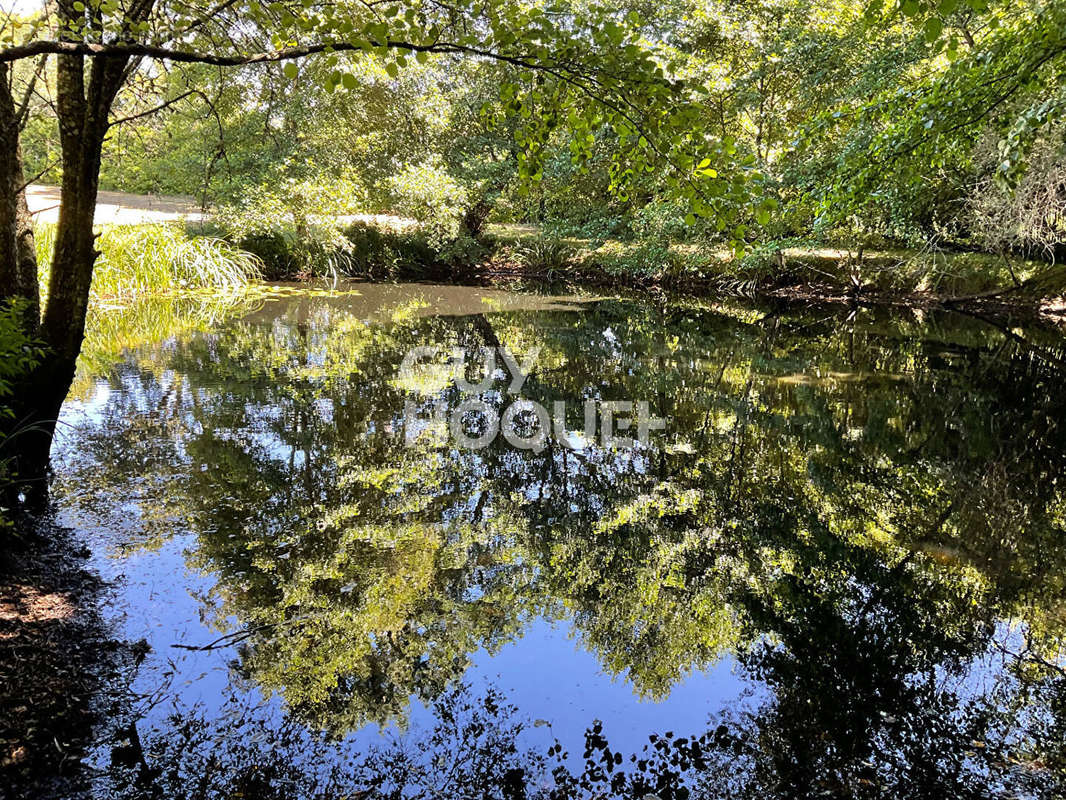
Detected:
left=59, top=295, right=1066, bottom=795
left=105, top=683, right=548, bottom=799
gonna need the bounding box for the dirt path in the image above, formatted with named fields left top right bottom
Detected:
left=26, top=185, right=205, bottom=225
left=25, top=184, right=420, bottom=229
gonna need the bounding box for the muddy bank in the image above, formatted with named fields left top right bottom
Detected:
left=0, top=516, right=126, bottom=800
left=457, top=258, right=1066, bottom=323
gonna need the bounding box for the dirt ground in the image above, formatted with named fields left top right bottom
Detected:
left=26, top=185, right=205, bottom=225
left=0, top=518, right=127, bottom=800
left=25, top=184, right=424, bottom=231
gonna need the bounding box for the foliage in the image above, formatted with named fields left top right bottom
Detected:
left=383, top=157, right=473, bottom=250
left=35, top=224, right=261, bottom=300
left=967, top=127, right=1066, bottom=258
left=341, top=221, right=441, bottom=279
left=7, top=0, right=771, bottom=245
left=8, top=0, right=1066, bottom=288
left=631, top=197, right=706, bottom=242
left=0, top=302, right=41, bottom=410
left=0, top=301, right=44, bottom=505
left=12, top=0, right=1066, bottom=282
left=215, top=176, right=364, bottom=279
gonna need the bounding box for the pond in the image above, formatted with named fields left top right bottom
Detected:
left=50, top=282, right=1066, bottom=798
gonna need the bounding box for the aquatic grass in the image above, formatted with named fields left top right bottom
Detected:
left=35, top=223, right=262, bottom=300
left=509, top=237, right=577, bottom=275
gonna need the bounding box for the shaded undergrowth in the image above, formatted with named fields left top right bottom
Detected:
left=25, top=219, right=1066, bottom=320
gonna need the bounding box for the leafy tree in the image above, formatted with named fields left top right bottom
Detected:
left=0, top=0, right=758, bottom=500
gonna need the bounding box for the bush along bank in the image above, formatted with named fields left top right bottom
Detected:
left=233, top=218, right=1066, bottom=316
left=32, top=218, right=1064, bottom=316
left=237, top=221, right=488, bottom=283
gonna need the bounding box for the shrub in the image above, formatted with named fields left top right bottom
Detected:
left=0, top=302, right=41, bottom=408
left=583, top=239, right=679, bottom=280
left=0, top=301, right=44, bottom=508
left=341, top=221, right=459, bottom=280
left=217, top=176, right=364, bottom=278
left=630, top=197, right=699, bottom=242
left=967, top=129, right=1066, bottom=260
left=545, top=211, right=631, bottom=243
left=384, top=158, right=469, bottom=248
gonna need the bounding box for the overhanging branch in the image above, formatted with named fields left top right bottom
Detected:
left=0, top=37, right=471, bottom=66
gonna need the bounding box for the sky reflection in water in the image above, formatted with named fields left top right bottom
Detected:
left=51, top=283, right=1066, bottom=798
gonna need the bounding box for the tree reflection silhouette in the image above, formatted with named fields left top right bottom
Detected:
left=57, top=292, right=1066, bottom=796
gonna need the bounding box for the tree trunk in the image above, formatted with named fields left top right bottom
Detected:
left=461, top=199, right=494, bottom=239
left=41, top=33, right=117, bottom=365
left=0, top=63, right=49, bottom=507
left=0, top=65, right=22, bottom=299
left=2, top=183, right=101, bottom=505
left=40, top=143, right=104, bottom=364
left=2, top=360, right=74, bottom=509
left=0, top=64, right=40, bottom=328
left=2, top=15, right=137, bottom=504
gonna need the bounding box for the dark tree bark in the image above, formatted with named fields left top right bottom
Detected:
left=42, top=4, right=128, bottom=364
left=0, top=64, right=39, bottom=327
left=0, top=63, right=48, bottom=506
left=461, top=199, right=494, bottom=239
left=1, top=1, right=150, bottom=505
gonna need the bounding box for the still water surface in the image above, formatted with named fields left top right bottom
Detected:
left=51, top=283, right=1066, bottom=797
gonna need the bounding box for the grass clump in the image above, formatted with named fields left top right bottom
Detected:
left=509, top=237, right=577, bottom=275
left=36, top=223, right=262, bottom=300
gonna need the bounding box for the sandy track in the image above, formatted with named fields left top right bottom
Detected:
left=24, top=184, right=420, bottom=230
left=26, top=184, right=205, bottom=225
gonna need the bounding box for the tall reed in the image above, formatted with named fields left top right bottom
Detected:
left=35, top=223, right=262, bottom=300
